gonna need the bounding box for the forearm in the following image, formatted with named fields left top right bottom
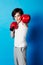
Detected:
left=10, top=30, right=15, bottom=38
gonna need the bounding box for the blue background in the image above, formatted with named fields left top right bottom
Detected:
left=0, top=0, right=43, bottom=65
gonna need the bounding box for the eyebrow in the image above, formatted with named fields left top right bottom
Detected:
left=15, top=14, right=20, bottom=17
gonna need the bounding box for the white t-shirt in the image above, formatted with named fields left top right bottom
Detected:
left=14, top=21, right=28, bottom=47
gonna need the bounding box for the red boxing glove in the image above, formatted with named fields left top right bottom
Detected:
left=10, top=22, right=18, bottom=31
left=20, top=14, right=30, bottom=23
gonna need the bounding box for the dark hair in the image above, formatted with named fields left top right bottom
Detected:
left=12, top=8, right=24, bottom=17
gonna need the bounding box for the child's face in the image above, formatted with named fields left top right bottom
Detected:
left=14, top=12, right=21, bottom=24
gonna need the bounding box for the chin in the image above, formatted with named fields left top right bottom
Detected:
left=17, top=21, right=19, bottom=24
left=17, top=21, right=21, bottom=23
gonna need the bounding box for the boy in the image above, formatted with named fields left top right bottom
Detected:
left=10, top=8, right=30, bottom=65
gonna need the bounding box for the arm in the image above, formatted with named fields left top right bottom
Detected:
left=10, top=22, right=18, bottom=38
left=10, top=30, right=15, bottom=38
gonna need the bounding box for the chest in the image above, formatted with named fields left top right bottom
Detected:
left=15, top=23, right=28, bottom=36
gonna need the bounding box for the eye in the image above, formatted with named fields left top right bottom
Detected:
left=18, top=14, right=20, bottom=17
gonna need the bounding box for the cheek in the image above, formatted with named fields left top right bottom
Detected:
left=18, top=16, right=21, bottom=20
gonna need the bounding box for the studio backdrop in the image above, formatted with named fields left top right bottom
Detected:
left=0, top=0, right=43, bottom=65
